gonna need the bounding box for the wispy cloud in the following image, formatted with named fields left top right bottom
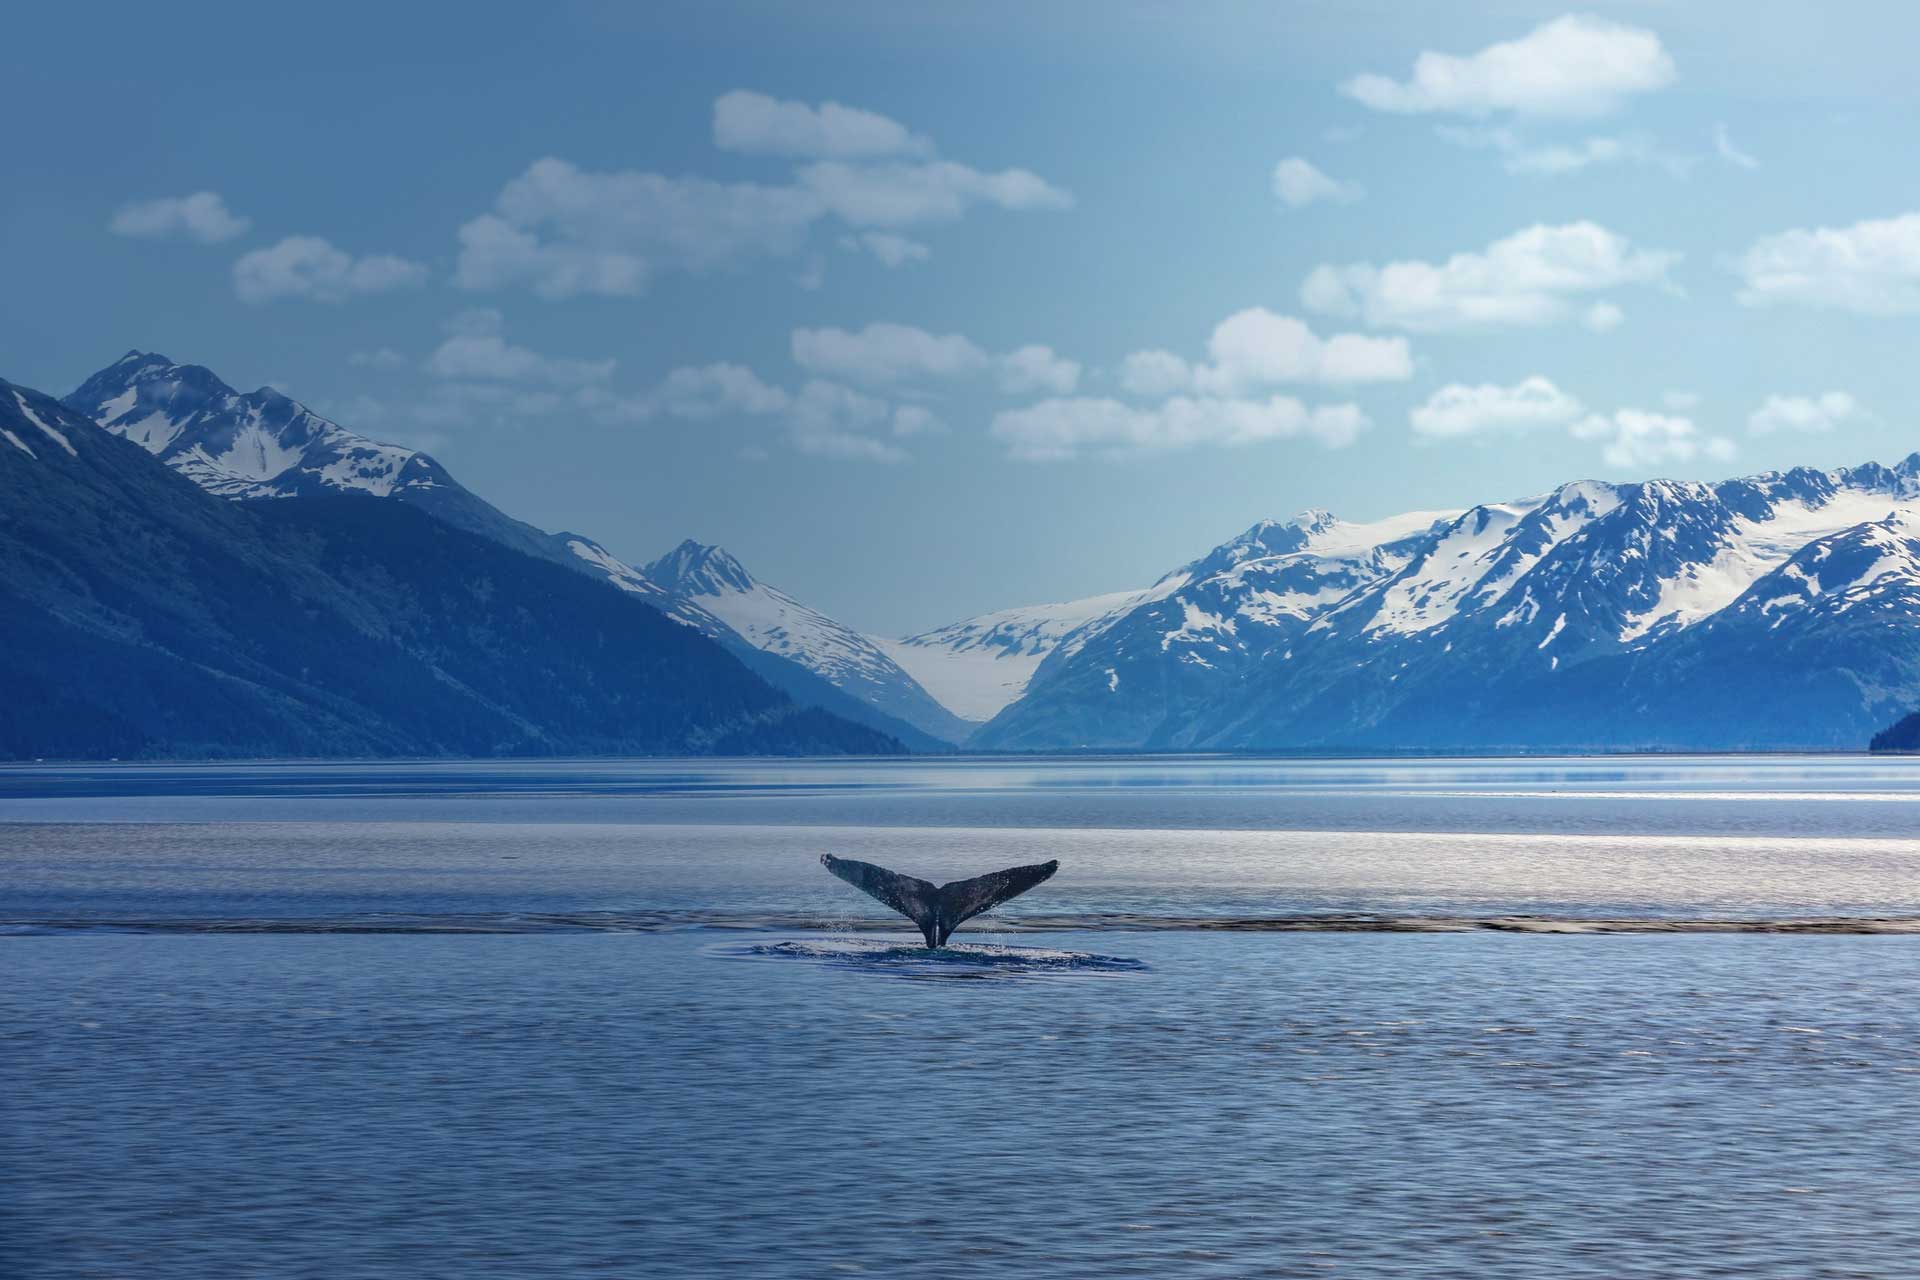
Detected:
left=1748, top=392, right=1867, bottom=435
left=1119, top=308, right=1411, bottom=395
left=1571, top=409, right=1735, bottom=469
left=790, top=322, right=1080, bottom=394
left=424, top=310, right=614, bottom=387
left=1272, top=157, right=1363, bottom=209
left=1713, top=123, right=1759, bottom=170
left=992, top=396, right=1370, bottom=462
left=712, top=89, right=932, bottom=159
left=110, top=191, right=251, bottom=244
left=233, top=236, right=427, bottom=304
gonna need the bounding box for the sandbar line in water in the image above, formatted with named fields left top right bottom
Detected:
left=12, top=911, right=1920, bottom=936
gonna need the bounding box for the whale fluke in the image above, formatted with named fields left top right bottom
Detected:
left=820, top=854, right=1060, bottom=948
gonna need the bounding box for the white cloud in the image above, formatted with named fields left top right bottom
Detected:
left=1342, top=15, right=1676, bottom=119
left=789, top=323, right=1080, bottom=394
left=1206, top=309, right=1410, bottom=389
left=1119, top=308, right=1411, bottom=399
left=998, top=345, right=1081, bottom=395
left=1272, top=157, right=1362, bottom=209
left=454, top=159, right=815, bottom=297
left=109, top=191, right=251, bottom=244
left=891, top=405, right=947, bottom=437
left=1410, top=376, right=1584, bottom=438
left=349, top=347, right=408, bottom=369
left=426, top=329, right=614, bottom=388
left=1570, top=409, right=1736, bottom=469
left=841, top=231, right=931, bottom=267
left=410, top=380, right=575, bottom=427
left=796, top=160, right=1071, bottom=226
left=1118, top=349, right=1195, bottom=398
left=584, top=363, right=918, bottom=462
left=455, top=213, right=650, bottom=299
left=1713, top=123, right=1759, bottom=170
left=457, top=122, right=1068, bottom=297
left=652, top=363, right=795, bottom=418
left=1748, top=392, right=1866, bottom=436
left=1583, top=302, right=1624, bottom=332
left=791, top=323, right=989, bottom=384
left=445, top=307, right=506, bottom=338
left=1735, top=213, right=1920, bottom=314
left=1412, top=380, right=1736, bottom=469
left=1302, top=221, right=1677, bottom=332
left=1442, top=129, right=1693, bottom=178
left=991, top=396, right=1370, bottom=461
left=233, top=236, right=428, bottom=304
left=788, top=380, right=908, bottom=462
left=713, top=89, right=930, bottom=159
left=575, top=363, right=794, bottom=424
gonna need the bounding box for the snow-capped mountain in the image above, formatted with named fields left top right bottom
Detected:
left=64, top=352, right=961, bottom=751
left=0, top=373, right=901, bottom=760
left=66, top=351, right=572, bottom=567
left=72, top=351, right=430, bottom=501
left=62, top=353, right=1920, bottom=752
left=644, top=540, right=974, bottom=745
left=974, top=458, right=1920, bottom=751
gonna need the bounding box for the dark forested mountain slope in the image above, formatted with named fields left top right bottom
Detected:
left=65, top=351, right=950, bottom=749
left=0, top=377, right=899, bottom=760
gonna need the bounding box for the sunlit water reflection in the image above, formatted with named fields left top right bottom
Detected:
left=10, top=755, right=1920, bottom=1276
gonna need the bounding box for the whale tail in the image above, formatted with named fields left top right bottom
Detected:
left=820, top=853, right=1060, bottom=947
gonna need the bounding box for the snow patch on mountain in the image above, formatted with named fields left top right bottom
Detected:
left=1619, top=488, right=1920, bottom=640
left=880, top=589, right=1151, bottom=722
left=13, top=393, right=77, bottom=457
left=644, top=540, right=971, bottom=743
left=976, top=453, right=1920, bottom=752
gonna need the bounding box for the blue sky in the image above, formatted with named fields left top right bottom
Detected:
left=13, top=1, right=1920, bottom=633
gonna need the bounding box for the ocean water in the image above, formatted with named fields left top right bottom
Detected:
left=10, top=755, right=1920, bottom=1277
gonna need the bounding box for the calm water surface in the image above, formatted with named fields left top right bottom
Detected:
left=9, top=755, right=1920, bottom=1277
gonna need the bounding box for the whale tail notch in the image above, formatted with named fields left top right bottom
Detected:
left=820, top=853, right=1060, bottom=948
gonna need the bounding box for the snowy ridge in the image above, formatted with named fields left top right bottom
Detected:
left=561, top=535, right=736, bottom=635
left=644, top=540, right=973, bottom=744
left=975, top=453, right=1920, bottom=751
left=1734, top=514, right=1920, bottom=626
left=68, top=352, right=440, bottom=502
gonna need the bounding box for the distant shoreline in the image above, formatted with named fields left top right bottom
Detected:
left=0, top=746, right=1911, bottom=767
left=15, top=912, right=1920, bottom=938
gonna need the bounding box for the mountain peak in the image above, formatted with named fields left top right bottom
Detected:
left=71, top=351, right=237, bottom=419
left=1290, top=507, right=1339, bottom=533
left=62, top=351, right=438, bottom=501
left=644, top=539, right=757, bottom=595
